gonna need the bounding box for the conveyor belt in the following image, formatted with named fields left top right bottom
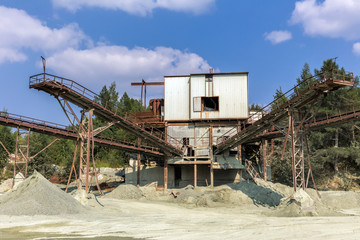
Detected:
left=29, top=73, right=183, bottom=156
left=246, top=108, right=360, bottom=143
left=215, top=72, right=354, bottom=154
left=0, top=112, right=164, bottom=157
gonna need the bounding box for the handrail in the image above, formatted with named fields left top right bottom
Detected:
left=0, top=111, right=70, bottom=130
left=0, top=111, right=162, bottom=153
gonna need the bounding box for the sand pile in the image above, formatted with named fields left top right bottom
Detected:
left=163, top=185, right=253, bottom=207
left=0, top=171, right=87, bottom=215
left=105, top=184, right=143, bottom=200
left=193, top=186, right=254, bottom=207
left=320, top=191, right=360, bottom=209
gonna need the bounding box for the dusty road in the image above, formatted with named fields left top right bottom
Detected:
left=1, top=198, right=360, bottom=240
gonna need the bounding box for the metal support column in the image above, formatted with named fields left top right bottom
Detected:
left=13, top=127, right=19, bottom=188
left=194, top=125, right=197, bottom=187
left=164, top=159, right=168, bottom=190
left=262, top=138, right=268, bottom=181
left=137, top=137, right=141, bottom=187
left=210, top=126, right=214, bottom=187
left=289, top=111, right=305, bottom=191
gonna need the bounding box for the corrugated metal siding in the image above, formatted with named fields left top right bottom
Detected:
left=214, top=74, right=248, bottom=119
left=164, top=76, right=190, bottom=121
left=212, top=126, right=235, bottom=145
left=190, top=73, right=248, bottom=120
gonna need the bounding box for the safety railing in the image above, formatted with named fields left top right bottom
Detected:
left=0, top=111, right=161, bottom=153
left=0, top=111, right=70, bottom=131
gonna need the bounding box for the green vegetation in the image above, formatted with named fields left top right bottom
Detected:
left=269, top=59, right=360, bottom=190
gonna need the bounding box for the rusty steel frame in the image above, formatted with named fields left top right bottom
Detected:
left=56, top=98, right=102, bottom=194
left=29, top=73, right=182, bottom=156
left=215, top=70, right=354, bottom=154
left=0, top=126, right=59, bottom=188
left=289, top=111, right=306, bottom=191
left=248, top=107, right=360, bottom=143
left=0, top=111, right=164, bottom=157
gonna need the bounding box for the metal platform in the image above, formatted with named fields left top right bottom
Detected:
left=0, top=111, right=164, bottom=157
left=29, top=73, right=183, bottom=156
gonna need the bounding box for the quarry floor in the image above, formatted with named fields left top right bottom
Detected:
left=1, top=197, right=360, bottom=240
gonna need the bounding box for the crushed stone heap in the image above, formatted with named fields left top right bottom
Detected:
left=105, top=184, right=143, bottom=200
left=0, top=171, right=87, bottom=216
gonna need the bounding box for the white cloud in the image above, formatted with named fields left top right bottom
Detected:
left=0, top=5, right=90, bottom=64
left=291, top=0, right=360, bottom=40
left=353, top=42, right=360, bottom=56
left=264, top=31, right=292, bottom=44
left=52, top=0, right=215, bottom=16
left=46, top=46, right=211, bottom=92
left=0, top=5, right=213, bottom=96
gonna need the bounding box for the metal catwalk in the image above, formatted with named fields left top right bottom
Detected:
left=29, top=73, right=182, bottom=156
left=0, top=112, right=164, bottom=157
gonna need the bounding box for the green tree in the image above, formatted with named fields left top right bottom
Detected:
left=295, top=62, right=315, bottom=94
left=271, top=87, right=288, bottom=109
left=0, top=125, right=15, bottom=169
left=93, top=83, right=142, bottom=168
left=269, top=59, right=360, bottom=188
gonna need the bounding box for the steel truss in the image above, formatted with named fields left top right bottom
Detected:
left=56, top=97, right=103, bottom=193
left=0, top=127, right=59, bottom=188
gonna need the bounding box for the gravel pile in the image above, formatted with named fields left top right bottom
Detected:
left=0, top=171, right=87, bottom=215
left=105, top=184, right=143, bottom=200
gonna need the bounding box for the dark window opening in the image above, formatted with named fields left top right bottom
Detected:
left=186, top=146, right=194, bottom=157
left=174, top=166, right=182, bottom=188
left=182, top=137, right=190, bottom=146
left=205, top=74, right=213, bottom=82
left=202, top=97, right=219, bottom=111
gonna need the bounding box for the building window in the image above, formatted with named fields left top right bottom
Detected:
left=205, top=74, right=213, bottom=82
left=182, top=137, right=190, bottom=146
left=202, top=97, right=219, bottom=111
left=193, top=96, right=219, bottom=112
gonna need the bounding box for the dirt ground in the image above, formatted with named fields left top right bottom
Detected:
left=0, top=173, right=360, bottom=240
left=0, top=198, right=360, bottom=240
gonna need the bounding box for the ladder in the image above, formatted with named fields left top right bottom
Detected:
left=245, top=160, right=260, bottom=184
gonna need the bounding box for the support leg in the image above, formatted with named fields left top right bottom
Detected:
left=164, top=159, right=168, bottom=190
left=137, top=138, right=141, bottom=187
left=262, top=138, right=268, bottom=181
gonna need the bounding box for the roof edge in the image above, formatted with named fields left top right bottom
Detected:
left=164, top=72, right=249, bottom=78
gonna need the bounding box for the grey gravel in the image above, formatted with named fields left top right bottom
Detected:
left=0, top=170, right=87, bottom=215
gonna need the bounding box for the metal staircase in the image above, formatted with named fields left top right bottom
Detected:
left=244, top=160, right=260, bottom=183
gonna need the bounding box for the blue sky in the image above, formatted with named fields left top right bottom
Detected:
left=0, top=0, right=360, bottom=125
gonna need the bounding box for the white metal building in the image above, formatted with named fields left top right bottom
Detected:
left=163, top=72, right=249, bottom=187
left=164, top=72, right=249, bottom=121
